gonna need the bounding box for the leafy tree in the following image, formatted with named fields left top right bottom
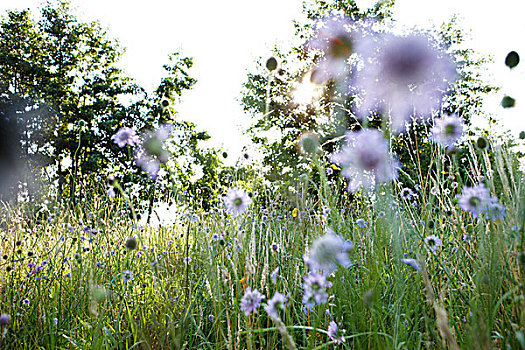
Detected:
left=240, top=0, right=496, bottom=200
left=0, top=1, right=223, bottom=212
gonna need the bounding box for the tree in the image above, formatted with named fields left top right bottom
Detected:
left=240, top=0, right=496, bottom=200
left=0, top=1, right=223, bottom=212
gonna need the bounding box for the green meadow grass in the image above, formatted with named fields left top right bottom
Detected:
left=0, top=138, right=523, bottom=349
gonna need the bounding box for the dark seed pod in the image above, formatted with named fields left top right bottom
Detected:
left=505, top=51, right=519, bottom=69
left=265, top=57, right=278, bottom=71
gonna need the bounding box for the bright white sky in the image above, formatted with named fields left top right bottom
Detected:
left=1, top=0, right=524, bottom=158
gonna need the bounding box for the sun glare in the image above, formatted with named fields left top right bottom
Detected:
left=292, top=71, right=322, bottom=105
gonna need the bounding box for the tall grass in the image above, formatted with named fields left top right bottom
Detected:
left=0, top=131, right=523, bottom=349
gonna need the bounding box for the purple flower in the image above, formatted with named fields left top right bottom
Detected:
left=306, top=14, right=360, bottom=85
left=303, top=272, right=332, bottom=310
left=424, top=235, right=442, bottom=253
left=327, top=321, right=346, bottom=344
left=223, top=188, right=252, bottom=217
left=111, top=127, right=139, bottom=148
left=265, top=292, right=288, bottom=320
left=400, top=258, right=421, bottom=271
left=484, top=198, right=506, bottom=221
left=135, top=124, right=172, bottom=179
left=306, top=228, right=353, bottom=274
left=400, top=187, right=415, bottom=201
left=354, top=33, right=456, bottom=133
left=431, top=114, right=464, bottom=148
left=0, top=314, right=9, bottom=326
left=240, top=287, right=265, bottom=316
left=331, top=129, right=399, bottom=192
left=107, top=188, right=116, bottom=198
left=356, top=218, right=367, bottom=228
left=121, top=270, right=133, bottom=283
left=457, top=184, right=490, bottom=218
left=271, top=267, right=279, bottom=285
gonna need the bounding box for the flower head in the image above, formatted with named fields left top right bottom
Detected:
left=240, top=287, right=265, bottom=316
left=306, top=228, right=353, bottom=274
left=424, top=235, right=442, bottom=253
left=354, top=33, right=456, bottom=133
left=330, top=129, right=399, bottom=192
left=431, top=114, right=464, bottom=148
left=400, top=258, right=421, bottom=271
left=223, top=188, right=252, bottom=217
left=134, top=124, right=172, bottom=179
left=0, top=313, right=10, bottom=326
left=306, top=14, right=359, bottom=84
left=303, top=272, right=332, bottom=310
left=265, top=291, right=288, bottom=320
left=121, top=270, right=133, bottom=283
left=327, top=321, right=346, bottom=344
left=457, top=184, right=490, bottom=218
left=112, top=127, right=139, bottom=148
left=484, top=197, right=506, bottom=222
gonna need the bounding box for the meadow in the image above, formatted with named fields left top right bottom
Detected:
left=1, top=5, right=524, bottom=350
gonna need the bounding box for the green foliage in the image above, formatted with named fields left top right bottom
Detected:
left=0, top=1, right=223, bottom=211
left=241, top=0, right=498, bottom=206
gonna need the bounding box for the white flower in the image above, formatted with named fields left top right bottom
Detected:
left=424, top=235, right=442, bottom=253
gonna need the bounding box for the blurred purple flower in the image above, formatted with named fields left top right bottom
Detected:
left=327, top=321, right=346, bottom=344
left=240, top=287, right=265, bottom=316
left=306, top=228, right=353, bottom=274
left=306, top=13, right=360, bottom=85
left=303, top=272, right=332, bottom=310
left=111, top=127, right=139, bottom=148
left=223, top=187, right=252, bottom=217
left=457, top=184, right=490, bottom=218
left=265, top=291, right=288, bottom=320
left=354, top=33, right=456, bottom=133
left=330, top=129, right=399, bottom=193
left=135, top=124, right=172, bottom=179
left=431, top=114, right=464, bottom=148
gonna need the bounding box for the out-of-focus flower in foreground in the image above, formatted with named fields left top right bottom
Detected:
left=135, top=124, right=172, bottom=179
left=111, top=127, right=139, bottom=148
left=354, top=33, right=456, bottom=133
left=331, top=129, right=399, bottom=193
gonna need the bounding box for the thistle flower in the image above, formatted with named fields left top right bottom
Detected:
left=303, top=272, right=332, bottom=310
left=457, top=184, right=490, bottom=218
left=240, top=287, right=265, bottom=316
left=111, top=127, right=139, bottom=148
left=306, top=228, right=353, bottom=274
left=265, top=291, right=288, bottom=320
left=223, top=188, right=252, bottom=217
left=431, top=114, right=464, bottom=148
left=327, top=321, right=346, bottom=344
left=354, top=33, right=456, bottom=133
left=424, top=235, right=442, bottom=253
left=134, top=124, right=172, bottom=179
left=330, top=129, right=399, bottom=193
